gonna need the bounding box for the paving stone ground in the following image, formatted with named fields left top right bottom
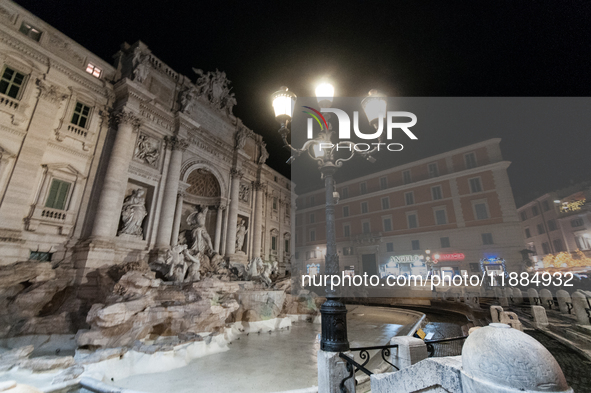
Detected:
left=525, top=330, right=591, bottom=393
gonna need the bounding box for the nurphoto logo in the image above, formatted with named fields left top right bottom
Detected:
left=303, top=104, right=418, bottom=152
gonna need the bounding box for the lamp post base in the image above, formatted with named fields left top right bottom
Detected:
left=320, top=297, right=349, bottom=352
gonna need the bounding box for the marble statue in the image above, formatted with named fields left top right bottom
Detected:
left=234, top=123, right=251, bottom=150
left=119, top=189, right=147, bottom=236
left=246, top=257, right=264, bottom=279
left=134, top=134, right=160, bottom=166
left=245, top=257, right=277, bottom=287
left=235, top=219, right=248, bottom=252
left=259, top=141, right=269, bottom=164
left=131, top=47, right=148, bottom=83
left=166, top=244, right=189, bottom=282
left=183, top=248, right=201, bottom=282
left=209, top=70, right=229, bottom=109
left=184, top=205, right=230, bottom=279
left=192, top=68, right=212, bottom=96
left=186, top=206, right=214, bottom=255
left=222, top=92, right=237, bottom=115
left=261, top=261, right=278, bottom=287
left=179, top=86, right=197, bottom=114
left=191, top=68, right=235, bottom=113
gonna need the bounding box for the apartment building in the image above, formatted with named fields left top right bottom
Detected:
left=518, top=182, right=591, bottom=266
left=294, top=138, right=524, bottom=279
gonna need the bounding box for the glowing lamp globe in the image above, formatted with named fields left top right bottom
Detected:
left=312, top=142, right=325, bottom=158
left=361, top=89, right=387, bottom=127
left=272, top=86, right=297, bottom=123
left=315, top=82, right=335, bottom=108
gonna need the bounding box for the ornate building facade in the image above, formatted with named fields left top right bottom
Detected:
left=0, top=1, right=293, bottom=292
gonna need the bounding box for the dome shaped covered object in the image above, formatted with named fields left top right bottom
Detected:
left=461, top=323, right=572, bottom=393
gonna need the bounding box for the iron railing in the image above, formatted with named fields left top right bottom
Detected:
left=337, top=336, right=468, bottom=391
left=338, top=344, right=399, bottom=392
left=425, top=336, right=467, bottom=357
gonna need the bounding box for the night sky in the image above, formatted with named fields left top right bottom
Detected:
left=14, top=0, right=591, bottom=205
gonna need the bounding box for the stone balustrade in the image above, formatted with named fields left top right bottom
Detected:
left=370, top=324, right=573, bottom=393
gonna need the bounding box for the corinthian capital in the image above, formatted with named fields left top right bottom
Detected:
left=230, top=168, right=244, bottom=179
left=165, top=135, right=189, bottom=151
left=112, top=109, right=142, bottom=131
left=253, top=181, right=266, bottom=191
left=36, top=79, right=68, bottom=105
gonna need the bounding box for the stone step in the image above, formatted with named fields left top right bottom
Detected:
left=563, top=328, right=591, bottom=349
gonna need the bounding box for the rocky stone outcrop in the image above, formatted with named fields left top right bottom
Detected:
left=76, top=271, right=244, bottom=348
left=0, top=261, right=77, bottom=338
left=75, top=269, right=314, bottom=349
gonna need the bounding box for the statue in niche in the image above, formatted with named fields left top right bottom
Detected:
left=235, top=218, right=248, bottom=253
left=134, top=134, right=160, bottom=166
left=187, top=205, right=214, bottom=255
left=119, top=188, right=147, bottom=237
left=184, top=205, right=231, bottom=279
left=259, top=141, right=269, bottom=165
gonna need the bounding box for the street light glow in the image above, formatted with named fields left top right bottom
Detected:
left=315, top=82, right=334, bottom=108
left=361, top=89, right=387, bottom=126
left=272, top=86, right=296, bottom=122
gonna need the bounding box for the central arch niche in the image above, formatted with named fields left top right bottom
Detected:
left=179, top=168, right=222, bottom=251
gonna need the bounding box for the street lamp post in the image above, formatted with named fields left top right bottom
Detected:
left=271, top=85, right=387, bottom=353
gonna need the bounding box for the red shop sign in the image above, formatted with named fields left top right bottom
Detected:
left=438, top=253, right=465, bottom=261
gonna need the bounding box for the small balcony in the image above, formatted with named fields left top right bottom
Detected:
left=67, top=124, right=89, bottom=139
left=0, top=93, right=19, bottom=113
left=25, top=205, right=75, bottom=235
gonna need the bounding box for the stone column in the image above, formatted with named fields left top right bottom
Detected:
left=225, top=168, right=243, bottom=255
left=251, top=182, right=264, bottom=258
left=155, top=136, right=188, bottom=248
left=91, top=110, right=141, bottom=240
left=170, top=191, right=184, bottom=246
left=221, top=200, right=230, bottom=256
left=214, top=203, right=226, bottom=253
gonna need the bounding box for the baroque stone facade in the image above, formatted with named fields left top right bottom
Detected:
left=0, top=1, right=293, bottom=286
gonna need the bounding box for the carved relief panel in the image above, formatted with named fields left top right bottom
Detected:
left=133, top=133, right=161, bottom=168
left=239, top=182, right=250, bottom=203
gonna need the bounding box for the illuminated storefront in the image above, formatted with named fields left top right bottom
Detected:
left=379, top=254, right=428, bottom=278
left=480, top=257, right=508, bottom=285
left=431, top=252, right=465, bottom=277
